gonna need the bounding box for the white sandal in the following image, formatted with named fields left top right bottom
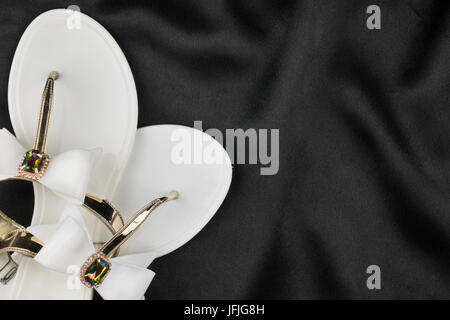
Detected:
left=2, top=9, right=138, bottom=299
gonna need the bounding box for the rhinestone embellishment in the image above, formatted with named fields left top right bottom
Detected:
left=17, top=149, right=50, bottom=180
left=79, top=252, right=111, bottom=288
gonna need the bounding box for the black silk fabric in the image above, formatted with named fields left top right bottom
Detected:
left=0, top=0, right=450, bottom=299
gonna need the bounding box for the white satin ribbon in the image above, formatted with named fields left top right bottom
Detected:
left=0, top=128, right=97, bottom=202
left=31, top=205, right=156, bottom=300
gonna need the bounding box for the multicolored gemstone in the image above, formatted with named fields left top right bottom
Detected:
left=17, top=149, right=50, bottom=180
left=80, top=253, right=111, bottom=288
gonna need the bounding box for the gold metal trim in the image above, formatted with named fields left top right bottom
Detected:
left=17, top=71, right=58, bottom=181
left=83, top=195, right=125, bottom=234
left=33, top=71, right=58, bottom=153
left=0, top=210, right=43, bottom=258
left=0, top=253, right=18, bottom=284
left=83, top=195, right=125, bottom=256
left=100, top=191, right=178, bottom=258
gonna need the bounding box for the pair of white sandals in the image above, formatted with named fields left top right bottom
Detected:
left=0, top=9, right=232, bottom=299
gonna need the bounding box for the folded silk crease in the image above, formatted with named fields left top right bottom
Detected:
left=0, top=128, right=98, bottom=202
left=29, top=204, right=157, bottom=300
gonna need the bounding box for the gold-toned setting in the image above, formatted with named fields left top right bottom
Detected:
left=17, top=71, right=58, bottom=181
left=79, top=252, right=112, bottom=288
left=17, top=151, right=51, bottom=180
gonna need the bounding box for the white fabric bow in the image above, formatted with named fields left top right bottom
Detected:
left=31, top=205, right=156, bottom=300
left=0, top=128, right=96, bottom=202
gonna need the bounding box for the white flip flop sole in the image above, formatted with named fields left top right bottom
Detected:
left=113, top=125, right=232, bottom=261
left=1, top=9, right=137, bottom=299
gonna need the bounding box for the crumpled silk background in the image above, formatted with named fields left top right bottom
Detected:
left=0, top=0, right=449, bottom=299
